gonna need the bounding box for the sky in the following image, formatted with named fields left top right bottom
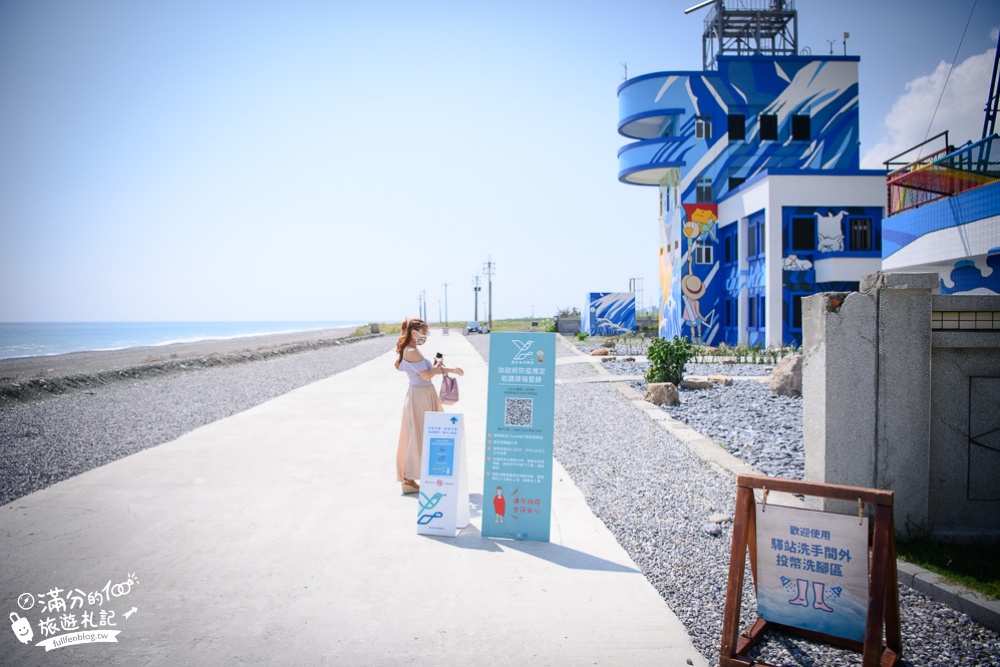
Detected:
left=1, top=0, right=998, bottom=324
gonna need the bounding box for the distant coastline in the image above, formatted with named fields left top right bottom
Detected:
left=0, top=321, right=366, bottom=361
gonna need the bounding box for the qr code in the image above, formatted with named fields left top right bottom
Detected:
left=504, top=397, right=533, bottom=427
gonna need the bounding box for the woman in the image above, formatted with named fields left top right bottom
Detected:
left=395, top=318, right=464, bottom=494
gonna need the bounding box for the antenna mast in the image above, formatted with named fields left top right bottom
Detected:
left=685, top=0, right=798, bottom=71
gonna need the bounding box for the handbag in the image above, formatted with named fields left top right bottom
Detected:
left=439, top=371, right=459, bottom=405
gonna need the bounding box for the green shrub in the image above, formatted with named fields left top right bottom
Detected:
left=576, top=332, right=589, bottom=341
left=645, top=335, right=695, bottom=385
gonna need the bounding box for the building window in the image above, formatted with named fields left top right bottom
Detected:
left=791, top=114, right=810, bottom=141
left=749, top=296, right=758, bottom=328
left=728, top=176, right=746, bottom=191
left=748, top=219, right=765, bottom=258
left=694, top=239, right=714, bottom=264
left=792, top=294, right=803, bottom=329
left=725, top=298, right=734, bottom=327
left=791, top=217, right=815, bottom=251
left=760, top=114, right=778, bottom=140
left=696, top=178, right=713, bottom=203
left=696, top=116, right=712, bottom=140
left=724, top=235, right=733, bottom=264
left=849, top=217, right=873, bottom=251
left=728, top=114, right=746, bottom=140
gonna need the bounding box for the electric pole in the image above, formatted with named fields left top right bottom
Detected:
left=472, top=276, right=481, bottom=322
left=483, top=256, right=495, bottom=331
left=443, top=282, right=449, bottom=335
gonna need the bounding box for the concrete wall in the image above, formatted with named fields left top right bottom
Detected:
left=803, top=272, right=1000, bottom=541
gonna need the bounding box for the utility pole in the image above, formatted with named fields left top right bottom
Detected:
left=472, top=276, right=481, bottom=321
left=421, top=290, right=427, bottom=321
left=483, top=257, right=496, bottom=331
left=443, top=282, right=449, bottom=335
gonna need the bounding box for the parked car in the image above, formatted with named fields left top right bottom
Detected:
left=466, top=321, right=484, bottom=334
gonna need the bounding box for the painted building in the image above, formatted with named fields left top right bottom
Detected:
left=617, top=1, right=885, bottom=346
left=883, top=134, right=1000, bottom=295
left=582, top=292, right=636, bottom=336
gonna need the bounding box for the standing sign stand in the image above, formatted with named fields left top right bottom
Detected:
left=481, top=332, right=556, bottom=542
left=720, top=473, right=901, bottom=667
left=416, top=412, right=469, bottom=537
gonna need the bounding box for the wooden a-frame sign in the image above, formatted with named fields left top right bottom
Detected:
left=720, top=474, right=902, bottom=667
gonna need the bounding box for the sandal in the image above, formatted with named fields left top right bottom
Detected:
left=402, top=479, right=420, bottom=494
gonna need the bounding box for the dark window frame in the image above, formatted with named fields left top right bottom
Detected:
left=849, top=216, right=874, bottom=251
left=791, top=216, right=816, bottom=251
left=728, top=114, right=746, bottom=141
left=791, top=114, right=810, bottom=141
left=695, top=115, right=712, bottom=140
left=760, top=114, right=778, bottom=141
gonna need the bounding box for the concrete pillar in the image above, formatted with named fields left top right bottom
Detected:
left=862, top=271, right=938, bottom=537
left=802, top=289, right=878, bottom=517
left=803, top=272, right=938, bottom=536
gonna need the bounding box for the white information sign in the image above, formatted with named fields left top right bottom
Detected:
left=417, top=412, right=470, bottom=537
left=755, top=503, right=869, bottom=642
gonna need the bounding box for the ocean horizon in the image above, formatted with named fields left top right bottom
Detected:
left=0, top=321, right=366, bottom=361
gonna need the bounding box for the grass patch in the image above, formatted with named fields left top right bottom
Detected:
left=896, top=538, right=1000, bottom=600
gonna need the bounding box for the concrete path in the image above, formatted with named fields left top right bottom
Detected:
left=1, top=333, right=708, bottom=666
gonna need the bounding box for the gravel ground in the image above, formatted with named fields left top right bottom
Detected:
left=3, top=332, right=998, bottom=666
left=0, top=336, right=391, bottom=506
left=603, top=359, right=804, bottom=480
left=469, top=335, right=1000, bottom=667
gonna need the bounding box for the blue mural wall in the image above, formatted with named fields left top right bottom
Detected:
left=619, top=55, right=867, bottom=345
left=583, top=292, right=636, bottom=335
left=780, top=205, right=882, bottom=345
left=941, top=254, right=1000, bottom=295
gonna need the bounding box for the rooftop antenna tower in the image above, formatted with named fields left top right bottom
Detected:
left=684, top=0, right=798, bottom=71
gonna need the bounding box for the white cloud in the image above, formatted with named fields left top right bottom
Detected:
left=862, top=44, right=997, bottom=169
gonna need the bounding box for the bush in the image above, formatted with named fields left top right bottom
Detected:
left=576, top=332, right=589, bottom=341
left=645, top=335, right=695, bottom=385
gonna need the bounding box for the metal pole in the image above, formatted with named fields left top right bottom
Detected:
left=443, top=283, right=449, bottom=335
left=483, top=257, right=495, bottom=331
left=472, top=276, right=481, bottom=322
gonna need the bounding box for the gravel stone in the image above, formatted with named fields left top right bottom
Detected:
left=4, top=332, right=998, bottom=666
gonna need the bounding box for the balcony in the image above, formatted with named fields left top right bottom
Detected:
left=617, top=138, right=688, bottom=186
left=886, top=133, right=1000, bottom=216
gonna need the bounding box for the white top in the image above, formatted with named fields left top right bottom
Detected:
left=398, top=357, right=433, bottom=387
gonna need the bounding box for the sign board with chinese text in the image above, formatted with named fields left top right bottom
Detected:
left=756, top=504, right=869, bottom=642
left=481, top=332, right=556, bottom=542
left=720, top=474, right=901, bottom=667
left=417, top=412, right=469, bottom=537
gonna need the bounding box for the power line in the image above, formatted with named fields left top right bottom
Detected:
left=922, top=0, right=978, bottom=149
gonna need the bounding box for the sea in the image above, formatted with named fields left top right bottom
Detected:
left=0, top=322, right=366, bottom=361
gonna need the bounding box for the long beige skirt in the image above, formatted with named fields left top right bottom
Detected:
left=397, top=384, right=443, bottom=482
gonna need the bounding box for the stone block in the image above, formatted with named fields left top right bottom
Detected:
left=645, top=382, right=679, bottom=406
left=769, top=354, right=802, bottom=397
left=679, top=379, right=713, bottom=390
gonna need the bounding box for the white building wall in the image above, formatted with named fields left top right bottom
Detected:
left=718, top=173, right=886, bottom=346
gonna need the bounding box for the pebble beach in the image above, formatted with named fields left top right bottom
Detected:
left=1, top=330, right=998, bottom=666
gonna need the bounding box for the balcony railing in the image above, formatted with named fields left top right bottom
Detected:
left=885, top=133, right=1000, bottom=216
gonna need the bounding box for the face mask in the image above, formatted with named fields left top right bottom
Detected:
left=413, top=332, right=427, bottom=345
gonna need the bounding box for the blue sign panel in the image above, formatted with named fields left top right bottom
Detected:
left=481, top=332, right=556, bottom=542
left=428, top=437, right=455, bottom=477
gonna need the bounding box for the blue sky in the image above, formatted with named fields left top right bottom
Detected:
left=2, top=0, right=998, bottom=324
